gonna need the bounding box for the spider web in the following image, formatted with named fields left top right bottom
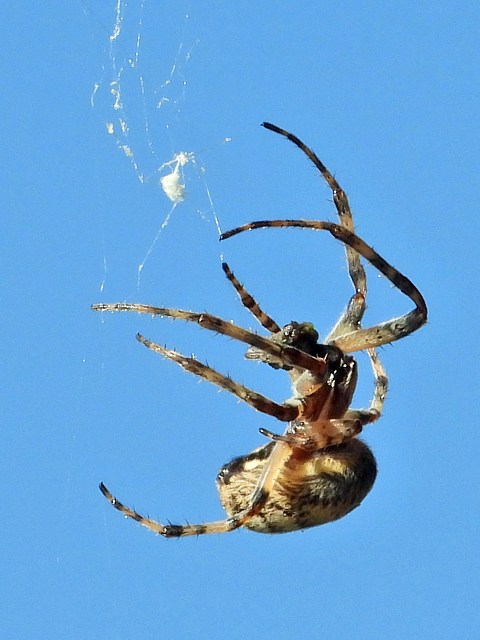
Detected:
left=87, top=0, right=224, bottom=289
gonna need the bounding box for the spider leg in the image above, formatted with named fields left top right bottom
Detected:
left=100, top=443, right=290, bottom=537
left=342, top=349, right=388, bottom=426
left=322, top=250, right=387, bottom=423
left=262, top=123, right=354, bottom=231
left=326, top=291, right=366, bottom=344
left=222, top=262, right=281, bottom=334
left=99, top=482, right=243, bottom=538
left=136, top=334, right=298, bottom=422
left=323, top=181, right=366, bottom=341
left=262, top=121, right=366, bottom=321
left=324, top=265, right=387, bottom=423
left=220, top=220, right=427, bottom=350
left=92, top=303, right=326, bottom=375
left=321, top=227, right=387, bottom=422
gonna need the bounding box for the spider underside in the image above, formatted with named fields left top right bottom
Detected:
left=94, top=122, right=427, bottom=538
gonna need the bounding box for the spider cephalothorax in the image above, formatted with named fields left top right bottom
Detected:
left=94, top=122, right=427, bottom=538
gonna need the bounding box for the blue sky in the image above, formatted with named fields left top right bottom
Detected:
left=3, top=2, right=479, bottom=638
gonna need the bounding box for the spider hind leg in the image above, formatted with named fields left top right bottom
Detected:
left=99, top=480, right=271, bottom=538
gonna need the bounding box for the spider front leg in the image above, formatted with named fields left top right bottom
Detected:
left=92, top=303, right=326, bottom=376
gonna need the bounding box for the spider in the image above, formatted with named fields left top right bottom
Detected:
left=94, top=122, right=427, bottom=538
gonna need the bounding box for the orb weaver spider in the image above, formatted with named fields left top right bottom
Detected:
left=94, top=122, right=427, bottom=537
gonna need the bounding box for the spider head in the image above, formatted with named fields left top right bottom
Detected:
left=245, top=321, right=320, bottom=370
left=276, top=321, right=320, bottom=353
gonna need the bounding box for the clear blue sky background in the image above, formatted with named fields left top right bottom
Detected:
left=3, top=2, right=479, bottom=639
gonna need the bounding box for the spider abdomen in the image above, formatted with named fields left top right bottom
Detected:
left=217, top=439, right=377, bottom=534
